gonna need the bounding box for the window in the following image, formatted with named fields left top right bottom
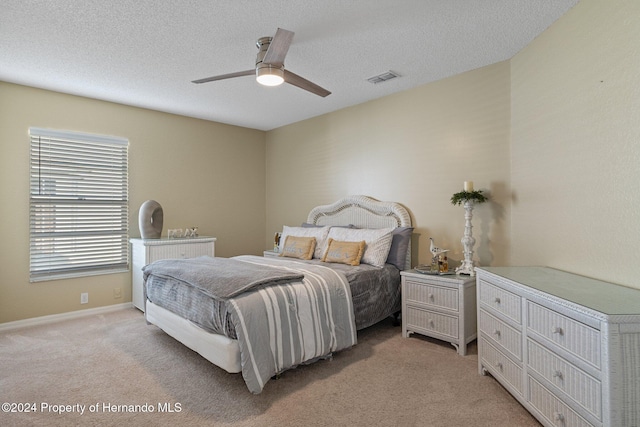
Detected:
left=29, top=127, right=129, bottom=282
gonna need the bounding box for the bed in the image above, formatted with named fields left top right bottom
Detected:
left=143, top=195, right=413, bottom=393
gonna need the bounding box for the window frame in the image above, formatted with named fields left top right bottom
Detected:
left=29, top=127, right=130, bottom=282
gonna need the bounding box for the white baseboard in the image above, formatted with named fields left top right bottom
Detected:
left=0, top=303, right=134, bottom=332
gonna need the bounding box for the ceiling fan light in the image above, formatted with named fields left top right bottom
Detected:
left=256, top=65, right=284, bottom=86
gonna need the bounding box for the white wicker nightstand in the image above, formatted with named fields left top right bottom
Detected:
left=263, top=250, right=280, bottom=258
left=401, top=270, right=477, bottom=356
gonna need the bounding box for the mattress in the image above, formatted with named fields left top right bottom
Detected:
left=144, top=256, right=401, bottom=338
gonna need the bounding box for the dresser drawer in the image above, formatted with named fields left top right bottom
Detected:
left=528, top=339, right=602, bottom=420
left=527, top=302, right=601, bottom=369
left=528, top=376, right=595, bottom=427
left=478, top=280, right=522, bottom=324
left=479, top=309, right=522, bottom=361
left=148, top=242, right=214, bottom=260
left=404, top=279, right=459, bottom=311
left=480, top=339, right=523, bottom=395
left=404, top=306, right=458, bottom=339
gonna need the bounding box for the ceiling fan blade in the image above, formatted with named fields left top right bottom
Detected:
left=192, top=69, right=254, bottom=84
left=263, top=28, right=294, bottom=66
left=284, top=70, right=331, bottom=97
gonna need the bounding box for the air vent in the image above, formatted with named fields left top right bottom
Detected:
left=367, top=71, right=400, bottom=84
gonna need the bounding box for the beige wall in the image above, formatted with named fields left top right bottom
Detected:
left=510, top=0, right=640, bottom=289
left=266, top=61, right=512, bottom=269
left=0, top=82, right=266, bottom=323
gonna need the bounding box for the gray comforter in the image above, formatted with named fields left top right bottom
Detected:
left=143, top=255, right=357, bottom=394
left=142, top=256, right=303, bottom=299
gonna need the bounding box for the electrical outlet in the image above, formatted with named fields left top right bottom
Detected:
left=80, top=293, right=88, bottom=304
left=113, top=287, right=122, bottom=299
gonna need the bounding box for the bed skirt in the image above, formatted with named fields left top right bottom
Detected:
left=145, top=301, right=241, bottom=373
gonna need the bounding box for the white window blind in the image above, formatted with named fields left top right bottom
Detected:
left=29, top=127, right=129, bottom=282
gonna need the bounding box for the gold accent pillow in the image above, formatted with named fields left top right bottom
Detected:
left=321, top=238, right=366, bottom=266
left=280, top=236, right=317, bottom=260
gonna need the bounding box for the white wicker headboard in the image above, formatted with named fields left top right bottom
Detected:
left=306, top=195, right=413, bottom=270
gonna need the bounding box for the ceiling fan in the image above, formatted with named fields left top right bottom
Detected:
left=192, top=28, right=331, bottom=97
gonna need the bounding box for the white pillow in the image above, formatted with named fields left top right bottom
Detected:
left=279, top=225, right=330, bottom=259
left=326, top=227, right=395, bottom=267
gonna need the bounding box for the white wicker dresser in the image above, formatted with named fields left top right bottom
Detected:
left=476, top=267, right=640, bottom=427
left=130, top=237, right=216, bottom=311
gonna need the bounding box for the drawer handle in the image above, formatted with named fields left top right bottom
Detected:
left=552, top=370, right=564, bottom=380
left=493, top=329, right=501, bottom=338
left=428, top=319, right=435, bottom=327
left=495, top=361, right=503, bottom=370
left=494, top=297, right=501, bottom=304
left=552, top=326, right=564, bottom=336
left=553, top=411, right=564, bottom=422
left=428, top=293, right=434, bottom=301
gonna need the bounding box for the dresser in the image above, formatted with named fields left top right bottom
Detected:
left=130, top=237, right=216, bottom=311
left=401, top=270, right=477, bottom=356
left=476, top=267, right=640, bottom=427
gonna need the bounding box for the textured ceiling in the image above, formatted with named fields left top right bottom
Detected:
left=1, top=0, right=579, bottom=131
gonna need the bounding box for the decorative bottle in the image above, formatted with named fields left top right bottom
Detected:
left=274, top=232, right=281, bottom=252
left=430, top=256, right=439, bottom=273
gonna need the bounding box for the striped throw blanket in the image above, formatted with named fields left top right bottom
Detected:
left=229, top=255, right=357, bottom=393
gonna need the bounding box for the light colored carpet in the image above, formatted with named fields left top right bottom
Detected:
left=0, top=308, right=540, bottom=426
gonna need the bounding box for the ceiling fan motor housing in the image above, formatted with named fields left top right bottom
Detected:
left=255, top=37, right=284, bottom=85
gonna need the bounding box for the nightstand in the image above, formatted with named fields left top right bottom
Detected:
left=401, top=270, right=477, bottom=356
left=263, top=249, right=281, bottom=258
